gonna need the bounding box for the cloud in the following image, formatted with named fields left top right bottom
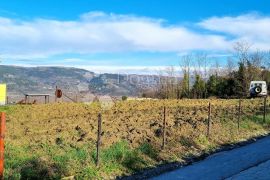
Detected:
left=207, top=53, right=233, bottom=58
left=198, top=13, right=270, bottom=50
left=0, top=12, right=269, bottom=60
left=79, top=65, right=178, bottom=75
left=0, top=11, right=231, bottom=58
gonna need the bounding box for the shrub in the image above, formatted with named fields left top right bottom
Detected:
left=122, top=96, right=128, bottom=101
left=139, top=143, right=158, bottom=160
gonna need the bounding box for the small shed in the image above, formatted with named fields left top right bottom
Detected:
left=24, top=94, right=50, bottom=104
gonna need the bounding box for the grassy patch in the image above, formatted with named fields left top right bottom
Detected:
left=240, top=113, right=270, bottom=130
left=138, top=143, right=158, bottom=160
left=179, top=136, right=195, bottom=148
left=195, top=135, right=209, bottom=147
left=5, top=143, right=96, bottom=179
left=5, top=144, right=61, bottom=179
left=5, top=141, right=150, bottom=179
left=93, top=141, right=147, bottom=173
left=247, top=114, right=270, bottom=125
left=0, top=105, right=14, bottom=114
left=5, top=144, right=34, bottom=179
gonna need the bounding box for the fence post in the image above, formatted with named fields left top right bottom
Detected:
left=207, top=102, right=211, bottom=137
left=0, top=112, right=6, bottom=179
left=263, top=97, right=267, bottom=123
left=238, top=99, right=242, bottom=132
left=162, top=106, right=166, bottom=150
left=96, top=113, right=102, bottom=166
left=55, top=86, right=57, bottom=103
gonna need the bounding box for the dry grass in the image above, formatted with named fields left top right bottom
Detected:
left=3, top=98, right=270, bottom=179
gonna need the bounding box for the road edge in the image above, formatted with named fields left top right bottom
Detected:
left=117, top=132, right=270, bottom=180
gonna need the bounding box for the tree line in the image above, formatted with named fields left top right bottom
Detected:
left=142, top=42, right=270, bottom=99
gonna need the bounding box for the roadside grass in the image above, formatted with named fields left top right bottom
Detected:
left=248, top=113, right=270, bottom=125
left=138, top=142, right=159, bottom=161
left=5, top=127, right=270, bottom=179
left=5, top=141, right=153, bottom=179
left=241, top=113, right=270, bottom=130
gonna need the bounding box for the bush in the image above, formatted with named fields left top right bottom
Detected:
left=138, top=143, right=158, bottom=160
left=122, top=96, right=128, bottom=101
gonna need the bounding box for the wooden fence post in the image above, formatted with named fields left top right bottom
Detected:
left=207, top=102, right=211, bottom=137
left=0, top=112, right=6, bottom=179
left=55, top=86, right=57, bottom=103
left=263, top=97, right=267, bottom=123
left=238, top=99, right=242, bottom=132
left=96, top=113, right=102, bottom=166
left=162, top=106, right=166, bottom=150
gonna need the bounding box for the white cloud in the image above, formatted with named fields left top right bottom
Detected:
left=199, top=13, right=270, bottom=50
left=0, top=12, right=269, bottom=60
left=79, top=65, right=177, bottom=75
left=207, top=53, right=233, bottom=58
left=0, top=11, right=231, bottom=58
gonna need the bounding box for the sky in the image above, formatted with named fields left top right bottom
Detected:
left=0, top=0, right=270, bottom=74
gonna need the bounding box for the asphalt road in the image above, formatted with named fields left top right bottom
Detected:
left=152, top=136, right=270, bottom=180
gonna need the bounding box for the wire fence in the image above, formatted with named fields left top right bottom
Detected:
left=5, top=98, right=270, bottom=166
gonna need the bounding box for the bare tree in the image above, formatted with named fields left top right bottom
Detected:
left=202, top=54, right=209, bottom=79
left=193, top=53, right=208, bottom=78
left=250, top=49, right=264, bottom=68
left=156, top=69, right=167, bottom=99
left=264, top=51, right=270, bottom=69
left=165, top=66, right=177, bottom=99
left=179, top=54, right=192, bottom=98
left=214, top=58, right=220, bottom=78
left=226, top=57, right=235, bottom=77
left=154, top=67, right=178, bottom=99
left=195, top=53, right=208, bottom=98
left=233, top=41, right=259, bottom=96
left=233, top=41, right=252, bottom=65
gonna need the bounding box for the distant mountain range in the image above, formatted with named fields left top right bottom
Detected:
left=0, top=65, right=160, bottom=100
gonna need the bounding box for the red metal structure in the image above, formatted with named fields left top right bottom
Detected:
left=0, top=112, right=5, bottom=179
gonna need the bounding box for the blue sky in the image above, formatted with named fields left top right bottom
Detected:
left=0, top=0, right=270, bottom=74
